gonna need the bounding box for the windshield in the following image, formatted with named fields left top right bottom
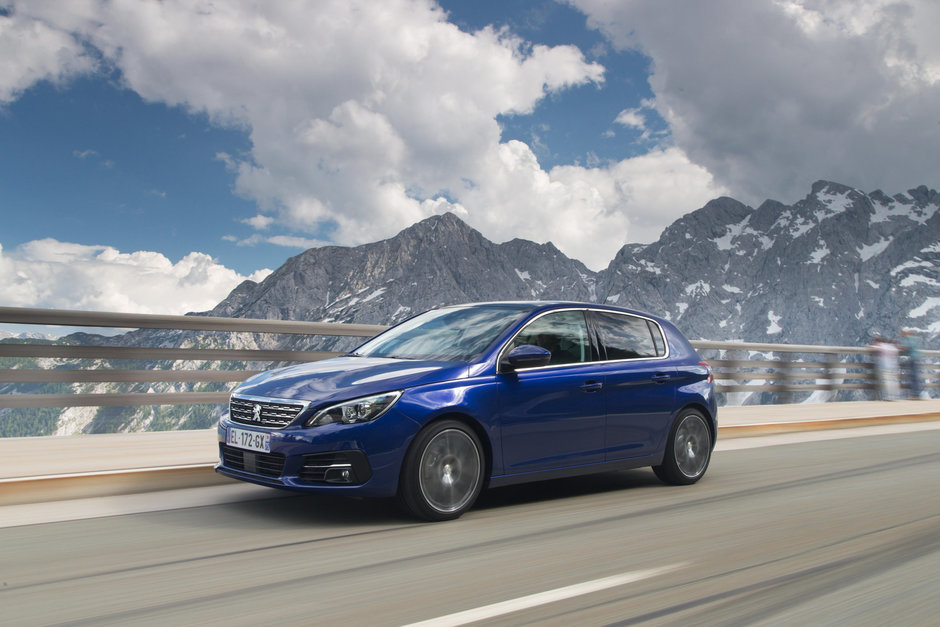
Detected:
left=351, top=304, right=534, bottom=361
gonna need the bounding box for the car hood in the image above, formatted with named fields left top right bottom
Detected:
left=232, top=356, right=470, bottom=406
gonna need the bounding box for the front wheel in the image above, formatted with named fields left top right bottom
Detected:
left=399, top=420, right=484, bottom=521
left=653, top=409, right=712, bottom=485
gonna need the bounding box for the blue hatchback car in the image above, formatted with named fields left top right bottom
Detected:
left=216, top=302, right=717, bottom=520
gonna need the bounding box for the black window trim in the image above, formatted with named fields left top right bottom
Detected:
left=497, top=307, right=669, bottom=372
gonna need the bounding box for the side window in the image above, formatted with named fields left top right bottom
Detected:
left=510, top=310, right=592, bottom=366
left=593, top=312, right=659, bottom=360
left=647, top=320, right=667, bottom=357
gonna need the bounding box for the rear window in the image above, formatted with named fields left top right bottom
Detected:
left=592, top=311, right=663, bottom=360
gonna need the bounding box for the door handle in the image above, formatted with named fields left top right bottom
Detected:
left=651, top=373, right=672, bottom=384
left=580, top=381, right=603, bottom=393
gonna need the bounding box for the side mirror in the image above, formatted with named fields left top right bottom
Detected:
left=502, top=344, right=552, bottom=371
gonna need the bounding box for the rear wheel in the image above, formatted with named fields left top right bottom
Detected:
left=399, top=420, right=484, bottom=521
left=653, top=409, right=712, bottom=485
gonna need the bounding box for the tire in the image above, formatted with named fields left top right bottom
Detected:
left=653, top=409, right=712, bottom=485
left=399, top=420, right=485, bottom=521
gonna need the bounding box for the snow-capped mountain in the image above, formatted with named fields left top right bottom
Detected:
left=0, top=330, right=57, bottom=341
left=213, top=180, right=939, bottom=348
left=601, top=181, right=940, bottom=345
left=4, top=180, right=937, bottom=436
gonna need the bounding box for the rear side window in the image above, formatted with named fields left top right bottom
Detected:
left=593, top=311, right=663, bottom=360
left=647, top=320, right=666, bottom=357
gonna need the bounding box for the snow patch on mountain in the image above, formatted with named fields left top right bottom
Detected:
left=363, top=287, right=386, bottom=302
left=910, top=298, right=940, bottom=318
left=815, top=188, right=854, bottom=218
left=810, top=244, right=829, bottom=263
left=859, top=238, right=891, bottom=261
left=766, top=311, right=783, bottom=334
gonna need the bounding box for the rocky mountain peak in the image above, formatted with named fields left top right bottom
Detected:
left=203, top=181, right=938, bottom=349
left=601, top=181, right=939, bottom=345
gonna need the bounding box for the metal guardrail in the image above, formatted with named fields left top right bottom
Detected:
left=0, top=307, right=384, bottom=411
left=1, top=306, right=937, bottom=412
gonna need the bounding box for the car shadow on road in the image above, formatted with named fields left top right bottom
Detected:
left=211, top=469, right=665, bottom=527
left=215, top=492, right=408, bottom=526
left=474, top=468, right=663, bottom=512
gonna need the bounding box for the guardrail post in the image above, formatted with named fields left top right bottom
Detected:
left=779, top=352, right=794, bottom=405
left=824, top=352, right=838, bottom=402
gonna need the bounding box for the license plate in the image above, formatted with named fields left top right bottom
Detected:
left=228, top=427, right=271, bottom=453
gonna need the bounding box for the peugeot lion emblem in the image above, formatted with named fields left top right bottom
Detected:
left=252, top=404, right=262, bottom=422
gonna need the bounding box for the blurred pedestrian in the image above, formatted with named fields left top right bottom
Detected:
left=869, top=334, right=900, bottom=401
left=899, top=329, right=923, bottom=399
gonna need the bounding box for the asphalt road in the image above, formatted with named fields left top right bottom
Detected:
left=2, top=426, right=939, bottom=625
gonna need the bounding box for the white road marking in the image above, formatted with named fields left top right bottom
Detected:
left=402, top=564, right=685, bottom=627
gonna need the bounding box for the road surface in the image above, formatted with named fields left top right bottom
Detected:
left=2, top=424, right=939, bottom=625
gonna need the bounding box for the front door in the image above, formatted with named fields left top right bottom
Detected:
left=497, top=310, right=606, bottom=473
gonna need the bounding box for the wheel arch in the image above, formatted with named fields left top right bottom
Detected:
left=408, top=411, right=494, bottom=488
left=676, top=402, right=717, bottom=450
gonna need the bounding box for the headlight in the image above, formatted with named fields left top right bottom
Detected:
left=306, top=391, right=402, bottom=427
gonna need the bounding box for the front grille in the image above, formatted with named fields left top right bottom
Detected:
left=299, top=451, right=372, bottom=485
left=220, top=444, right=286, bottom=478
left=230, top=396, right=307, bottom=428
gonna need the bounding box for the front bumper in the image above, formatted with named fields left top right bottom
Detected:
left=215, top=414, right=413, bottom=498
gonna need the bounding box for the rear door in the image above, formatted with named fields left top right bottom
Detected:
left=590, top=311, right=677, bottom=460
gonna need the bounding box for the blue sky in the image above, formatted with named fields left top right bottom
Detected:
left=1, top=0, right=938, bottom=325
left=2, top=77, right=257, bottom=266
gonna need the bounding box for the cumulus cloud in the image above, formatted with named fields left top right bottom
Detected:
left=455, top=142, right=725, bottom=265
left=570, top=0, right=940, bottom=205
left=0, top=239, right=271, bottom=314
left=4, top=0, right=691, bottom=270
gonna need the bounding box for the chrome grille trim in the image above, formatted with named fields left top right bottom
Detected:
left=229, top=394, right=309, bottom=429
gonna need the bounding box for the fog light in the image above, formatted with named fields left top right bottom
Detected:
left=324, top=466, right=355, bottom=483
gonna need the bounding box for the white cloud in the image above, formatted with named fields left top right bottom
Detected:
left=615, top=108, right=646, bottom=130
left=0, top=239, right=271, bottom=314
left=241, top=214, right=274, bottom=230
left=227, top=233, right=330, bottom=249
left=5, top=0, right=717, bottom=270
left=456, top=142, right=725, bottom=267
left=570, top=0, right=940, bottom=205
left=0, top=6, right=94, bottom=104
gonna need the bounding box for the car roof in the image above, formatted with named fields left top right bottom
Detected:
left=443, top=300, right=666, bottom=322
